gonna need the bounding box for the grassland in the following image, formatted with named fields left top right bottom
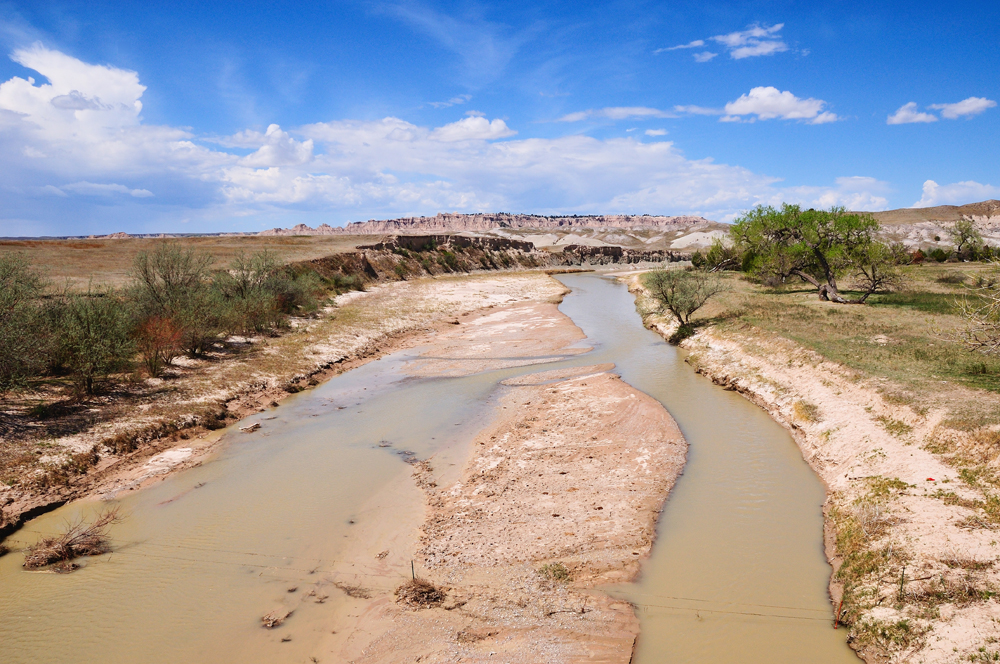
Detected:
left=0, top=235, right=375, bottom=288
left=704, top=262, right=1000, bottom=428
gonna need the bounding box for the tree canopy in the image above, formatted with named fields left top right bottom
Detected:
left=731, top=204, right=897, bottom=303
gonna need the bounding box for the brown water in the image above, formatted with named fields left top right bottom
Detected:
left=0, top=273, right=856, bottom=663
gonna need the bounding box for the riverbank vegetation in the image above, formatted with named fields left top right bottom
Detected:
left=638, top=250, right=1000, bottom=661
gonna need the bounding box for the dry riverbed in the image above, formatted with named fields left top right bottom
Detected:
left=325, top=297, right=686, bottom=663
left=629, top=274, right=1000, bottom=664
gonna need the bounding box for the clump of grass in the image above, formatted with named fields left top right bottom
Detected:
left=538, top=562, right=572, bottom=582
left=22, top=508, right=121, bottom=571
left=395, top=579, right=446, bottom=608
left=937, top=273, right=968, bottom=285
left=793, top=400, right=820, bottom=422
left=876, top=416, right=913, bottom=437
left=852, top=618, right=927, bottom=656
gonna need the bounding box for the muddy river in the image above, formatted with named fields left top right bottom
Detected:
left=0, top=273, right=856, bottom=663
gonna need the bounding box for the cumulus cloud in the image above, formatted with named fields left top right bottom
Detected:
left=0, top=43, right=901, bottom=233
left=239, top=124, right=314, bottom=167
left=556, top=106, right=674, bottom=122
left=887, top=102, right=938, bottom=124
left=771, top=176, right=890, bottom=211
left=889, top=98, right=996, bottom=125
left=645, top=129, right=668, bottom=136
left=928, top=97, right=996, bottom=119
left=914, top=179, right=1000, bottom=207
left=428, top=116, right=516, bottom=141
left=693, top=52, right=718, bottom=63
left=722, top=87, right=838, bottom=124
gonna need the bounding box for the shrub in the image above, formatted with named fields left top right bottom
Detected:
left=53, top=290, right=136, bottom=395
left=643, top=268, right=725, bottom=327
left=0, top=253, right=49, bottom=391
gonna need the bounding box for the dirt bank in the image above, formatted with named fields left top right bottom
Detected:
left=0, top=272, right=569, bottom=543
left=311, top=293, right=687, bottom=663
left=628, top=274, right=1000, bottom=663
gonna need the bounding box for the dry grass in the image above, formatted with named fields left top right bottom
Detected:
left=395, top=579, right=447, bottom=608
left=22, top=508, right=121, bottom=571
left=0, top=235, right=372, bottom=288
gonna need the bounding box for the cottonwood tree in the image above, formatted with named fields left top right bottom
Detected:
left=732, top=204, right=896, bottom=303
left=950, top=219, right=985, bottom=260
left=643, top=268, right=724, bottom=341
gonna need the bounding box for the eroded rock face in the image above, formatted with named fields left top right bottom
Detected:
left=259, top=212, right=713, bottom=236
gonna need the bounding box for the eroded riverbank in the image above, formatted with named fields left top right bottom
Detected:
left=629, top=272, right=1000, bottom=663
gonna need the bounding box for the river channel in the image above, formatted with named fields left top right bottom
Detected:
left=0, top=272, right=857, bottom=663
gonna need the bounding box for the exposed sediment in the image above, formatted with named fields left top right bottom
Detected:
left=331, top=292, right=687, bottom=663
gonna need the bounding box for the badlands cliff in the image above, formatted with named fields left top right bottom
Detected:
left=258, top=212, right=713, bottom=236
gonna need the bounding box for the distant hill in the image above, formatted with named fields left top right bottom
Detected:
left=868, top=200, right=1000, bottom=225
left=258, top=212, right=714, bottom=236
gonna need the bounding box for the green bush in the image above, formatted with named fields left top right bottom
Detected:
left=53, top=290, right=136, bottom=394
left=0, top=253, right=49, bottom=391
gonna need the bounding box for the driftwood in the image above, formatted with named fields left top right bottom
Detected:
left=22, top=508, right=122, bottom=570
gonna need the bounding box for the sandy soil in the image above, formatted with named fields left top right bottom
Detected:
left=628, top=274, right=1000, bottom=663
left=310, top=294, right=687, bottom=663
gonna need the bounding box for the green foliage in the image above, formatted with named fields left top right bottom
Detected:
left=951, top=219, right=985, bottom=260
left=704, top=237, right=742, bottom=271
left=130, top=245, right=220, bottom=357
left=213, top=250, right=321, bottom=335
left=643, top=268, right=725, bottom=329
left=0, top=253, right=49, bottom=391
left=731, top=204, right=885, bottom=302
left=928, top=247, right=951, bottom=263
left=52, top=290, right=136, bottom=394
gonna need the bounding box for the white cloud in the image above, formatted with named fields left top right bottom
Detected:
left=928, top=97, right=996, bottom=119
left=712, top=23, right=788, bottom=59
left=887, top=102, right=938, bottom=125
left=645, top=129, right=668, bottom=136
left=655, top=39, right=705, bottom=53
left=62, top=181, right=154, bottom=197
left=770, top=176, right=891, bottom=211
left=722, top=87, right=838, bottom=124
left=0, top=43, right=906, bottom=233
left=239, top=124, right=314, bottom=167
left=914, top=179, right=1000, bottom=207
left=428, top=116, right=516, bottom=141
left=674, top=104, right=723, bottom=116
left=556, top=106, right=674, bottom=122
left=429, top=94, right=472, bottom=109
left=658, top=23, right=789, bottom=62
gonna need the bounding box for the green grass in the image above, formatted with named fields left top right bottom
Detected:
left=706, top=268, right=1000, bottom=406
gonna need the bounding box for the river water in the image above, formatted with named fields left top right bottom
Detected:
left=0, top=272, right=856, bottom=663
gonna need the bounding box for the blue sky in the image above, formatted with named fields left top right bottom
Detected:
left=0, top=0, right=997, bottom=236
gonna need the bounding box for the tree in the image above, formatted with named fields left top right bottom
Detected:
left=643, top=268, right=724, bottom=341
left=950, top=219, right=985, bottom=261
left=850, top=242, right=906, bottom=303
left=0, top=253, right=49, bottom=391
left=732, top=204, right=885, bottom=303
